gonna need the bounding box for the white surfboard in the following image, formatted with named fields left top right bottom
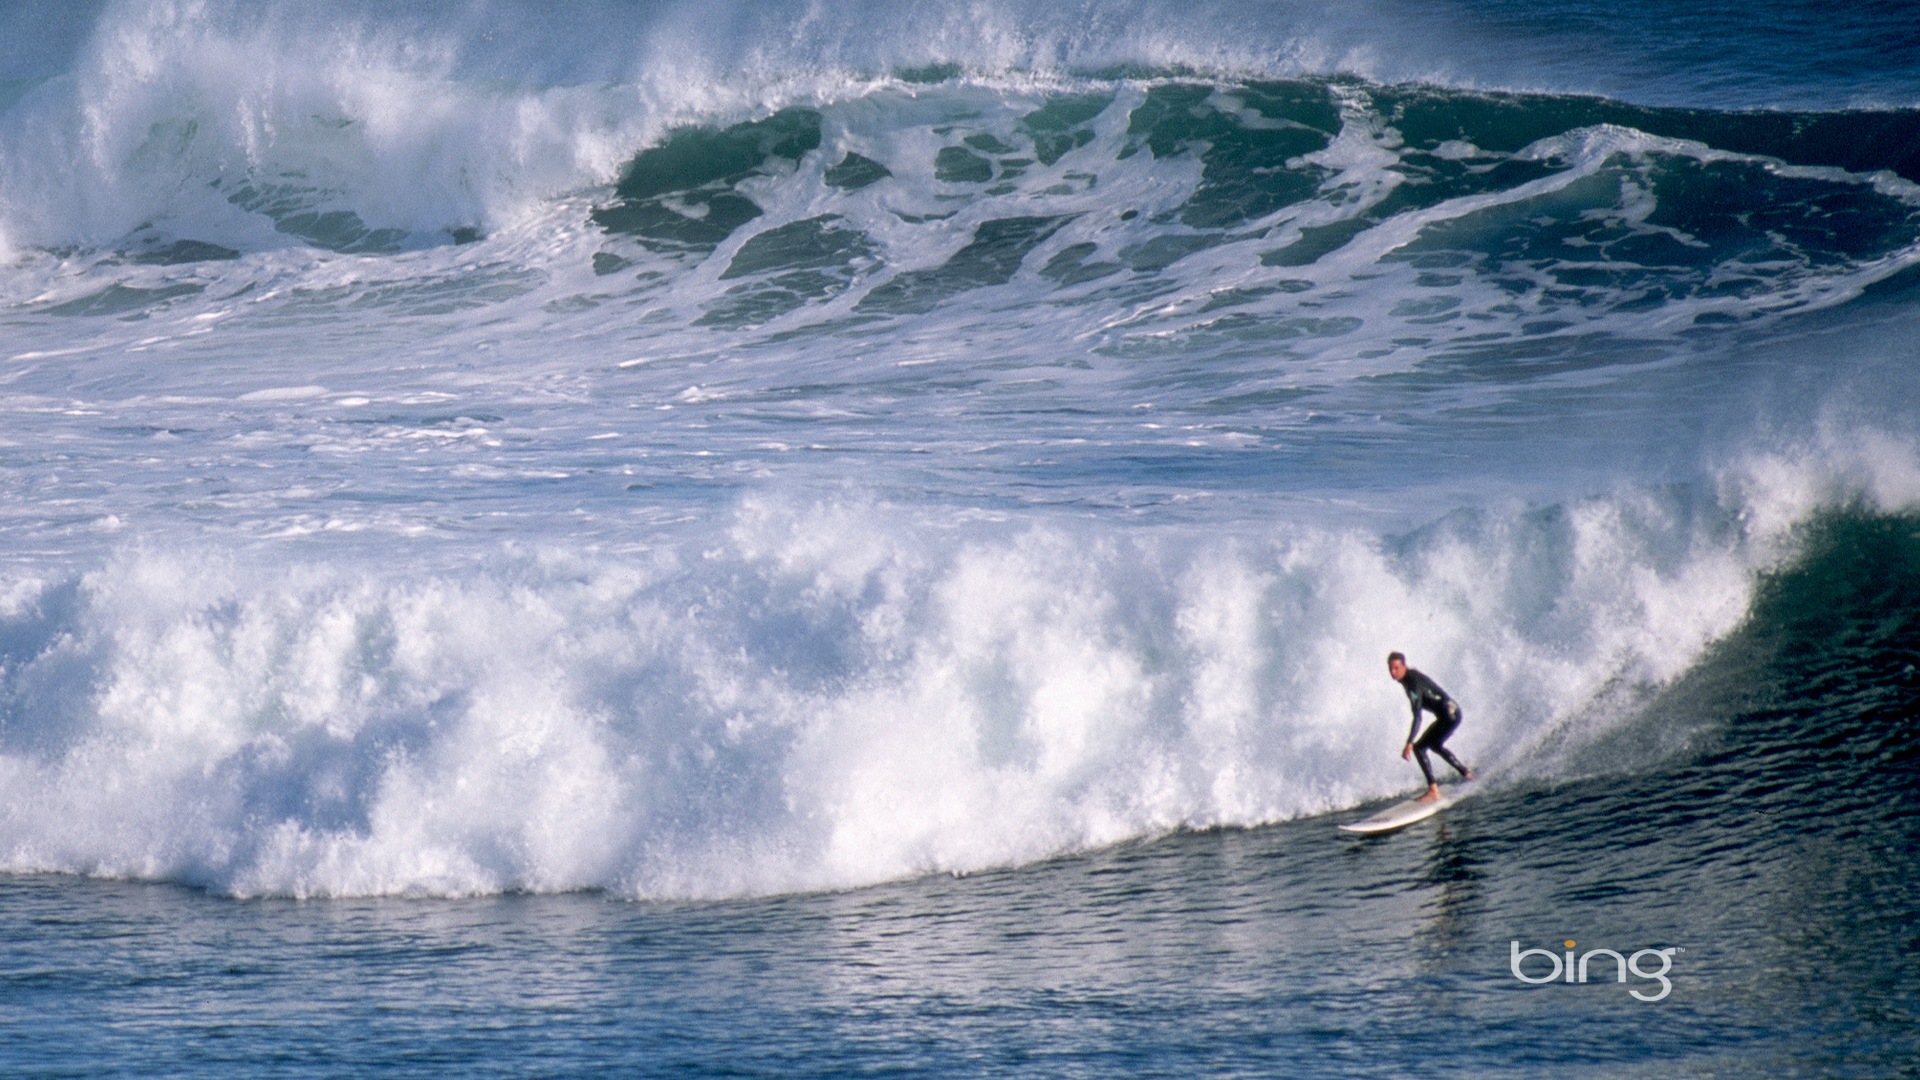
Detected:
left=1338, top=790, right=1455, bottom=834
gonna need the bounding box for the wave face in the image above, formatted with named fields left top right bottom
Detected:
left=1, top=0, right=1919, bottom=898
left=1, top=447, right=1914, bottom=899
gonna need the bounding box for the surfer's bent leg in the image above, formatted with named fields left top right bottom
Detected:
left=1414, top=704, right=1468, bottom=780
left=1412, top=741, right=1438, bottom=786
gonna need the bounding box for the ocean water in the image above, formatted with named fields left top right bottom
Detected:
left=3, top=0, right=1919, bottom=1075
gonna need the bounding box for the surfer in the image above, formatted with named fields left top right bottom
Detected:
left=1388, top=652, right=1472, bottom=802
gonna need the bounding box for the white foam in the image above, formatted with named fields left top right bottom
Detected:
left=0, top=1, right=654, bottom=250
left=2, top=437, right=1906, bottom=899
left=1, top=3, right=1910, bottom=388
left=237, top=384, right=328, bottom=402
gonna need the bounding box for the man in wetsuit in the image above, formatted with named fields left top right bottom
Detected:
left=1388, top=651, right=1472, bottom=802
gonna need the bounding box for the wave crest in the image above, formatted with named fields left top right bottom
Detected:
left=6, top=429, right=1912, bottom=898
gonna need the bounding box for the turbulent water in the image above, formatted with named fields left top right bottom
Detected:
left=1, top=0, right=1918, bottom=1075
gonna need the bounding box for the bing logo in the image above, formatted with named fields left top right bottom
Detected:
left=1510, top=940, right=1677, bottom=1002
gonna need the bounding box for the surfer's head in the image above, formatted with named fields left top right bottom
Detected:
left=1387, top=651, right=1407, bottom=680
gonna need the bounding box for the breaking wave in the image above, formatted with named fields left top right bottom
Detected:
left=0, top=430, right=1914, bottom=898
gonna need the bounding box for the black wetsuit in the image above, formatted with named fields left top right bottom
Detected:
left=1398, top=668, right=1470, bottom=786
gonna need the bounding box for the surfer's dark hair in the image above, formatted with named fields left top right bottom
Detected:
left=1387, top=651, right=1406, bottom=665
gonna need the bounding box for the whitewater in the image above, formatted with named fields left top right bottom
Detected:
left=3, top=0, right=1919, bottom=901
left=2, top=1, right=1919, bottom=1075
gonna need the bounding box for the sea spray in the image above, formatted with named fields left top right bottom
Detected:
left=7, top=444, right=1909, bottom=897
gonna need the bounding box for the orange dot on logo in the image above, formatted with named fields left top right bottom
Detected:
left=1564, top=940, right=1576, bottom=948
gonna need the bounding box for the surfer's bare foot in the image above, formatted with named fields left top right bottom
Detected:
left=1416, top=785, right=1442, bottom=803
